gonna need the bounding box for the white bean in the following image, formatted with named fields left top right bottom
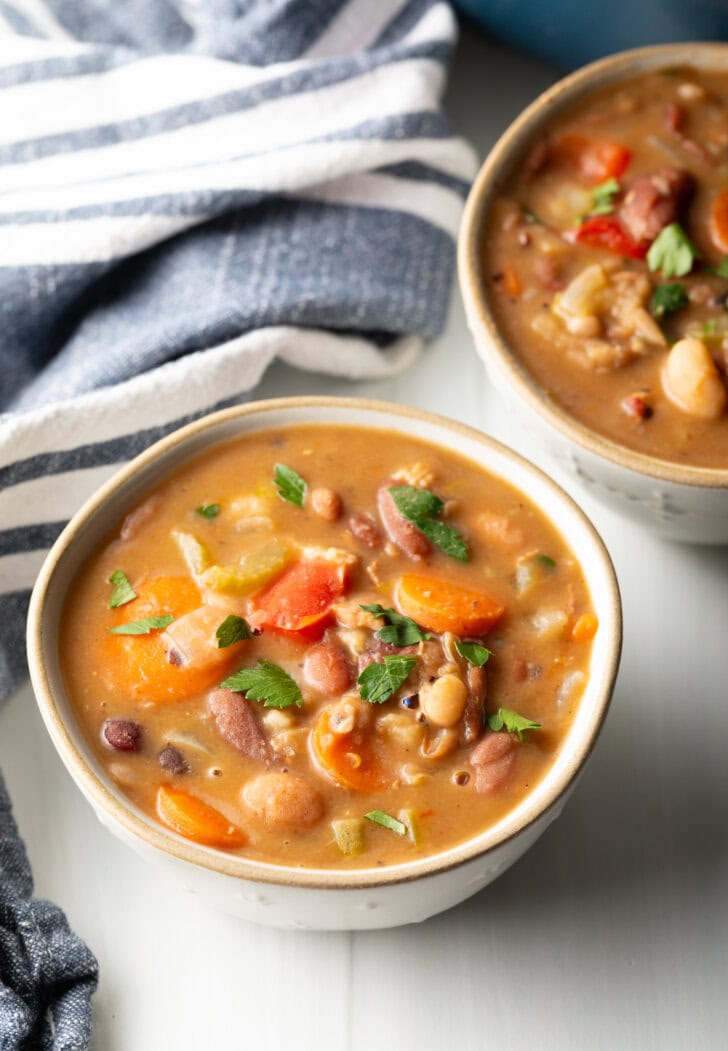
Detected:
left=661, top=338, right=727, bottom=420
left=420, top=674, right=467, bottom=728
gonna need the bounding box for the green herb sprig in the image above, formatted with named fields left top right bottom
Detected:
left=221, top=659, right=303, bottom=709
left=488, top=707, right=541, bottom=741
left=360, top=604, right=430, bottom=646
left=108, top=614, right=173, bottom=635
left=108, top=570, right=137, bottom=609
left=274, top=464, right=307, bottom=507
left=358, top=654, right=417, bottom=704
left=388, top=485, right=468, bottom=562
left=216, top=615, right=254, bottom=649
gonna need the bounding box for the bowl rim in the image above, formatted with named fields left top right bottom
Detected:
left=458, top=41, right=728, bottom=490
left=27, top=395, right=622, bottom=890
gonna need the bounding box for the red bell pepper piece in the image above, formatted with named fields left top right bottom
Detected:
left=566, top=216, right=647, bottom=259
left=249, top=559, right=348, bottom=641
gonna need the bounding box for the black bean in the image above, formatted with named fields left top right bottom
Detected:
left=158, top=746, right=189, bottom=774
left=103, top=719, right=142, bottom=752
left=402, top=694, right=419, bottom=709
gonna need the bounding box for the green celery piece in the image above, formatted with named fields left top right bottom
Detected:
left=332, top=818, right=365, bottom=856
left=202, top=537, right=291, bottom=594
left=172, top=531, right=213, bottom=583
left=398, top=808, right=422, bottom=846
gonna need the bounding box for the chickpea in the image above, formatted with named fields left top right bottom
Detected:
left=311, top=486, right=342, bottom=521
left=242, top=772, right=324, bottom=829
left=565, top=314, right=602, bottom=338
left=661, top=338, right=727, bottom=420
left=419, top=673, right=467, bottom=728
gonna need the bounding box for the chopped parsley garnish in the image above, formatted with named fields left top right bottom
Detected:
left=360, top=603, right=430, bottom=646
left=358, top=654, right=417, bottom=704
left=707, top=256, right=728, bottom=279
left=647, top=223, right=699, bottom=278
left=196, top=503, right=220, bottom=519
left=364, top=809, right=407, bottom=836
left=221, top=659, right=303, bottom=708
left=388, top=485, right=468, bottom=563
left=650, top=282, right=689, bottom=318
left=107, top=570, right=137, bottom=609
left=454, top=640, right=492, bottom=667
left=215, top=614, right=254, bottom=648
left=273, top=464, right=307, bottom=507
left=590, top=177, right=621, bottom=216
left=108, top=614, right=173, bottom=635
left=488, top=707, right=541, bottom=741
left=536, top=553, right=557, bottom=569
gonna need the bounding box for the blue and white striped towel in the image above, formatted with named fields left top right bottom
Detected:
left=0, top=0, right=477, bottom=705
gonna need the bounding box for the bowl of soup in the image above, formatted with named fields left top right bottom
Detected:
left=459, top=44, right=728, bottom=543
left=27, top=398, right=620, bottom=929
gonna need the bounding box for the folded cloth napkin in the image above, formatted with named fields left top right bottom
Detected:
left=0, top=1, right=475, bottom=1046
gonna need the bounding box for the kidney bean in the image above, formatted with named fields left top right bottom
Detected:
left=618, top=168, right=694, bottom=243
left=460, top=664, right=487, bottom=746
left=348, top=512, right=381, bottom=549
left=158, top=745, right=189, bottom=774
left=469, top=732, right=516, bottom=794
left=377, top=483, right=430, bottom=561
left=103, top=719, right=142, bottom=752
left=207, top=688, right=269, bottom=762
left=303, top=641, right=352, bottom=695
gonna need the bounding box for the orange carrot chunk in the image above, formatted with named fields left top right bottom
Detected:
left=104, top=577, right=239, bottom=703
left=553, top=134, right=631, bottom=185
left=502, top=265, right=522, bottom=298
left=311, top=707, right=388, bottom=792
left=571, top=612, right=598, bottom=642
left=709, top=188, right=728, bottom=254
left=395, top=574, right=504, bottom=637
left=156, top=785, right=247, bottom=848
left=250, top=559, right=348, bottom=641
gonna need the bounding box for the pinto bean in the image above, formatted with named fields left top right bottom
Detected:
left=311, top=487, right=341, bottom=522
left=103, top=719, right=142, bottom=752
left=303, top=641, right=352, bottom=695
left=242, top=772, right=324, bottom=828
left=460, top=664, right=487, bottom=746
left=469, top=732, right=516, bottom=794
left=207, top=688, right=269, bottom=762
left=377, top=483, right=430, bottom=561
left=348, top=512, right=381, bottom=549
left=618, top=167, right=694, bottom=243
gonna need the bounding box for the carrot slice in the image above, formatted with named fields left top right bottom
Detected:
left=311, top=707, right=388, bottom=792
left=250, top=559, right=348, bottom=641
left=571, top=612, right=598, bottom=642
left=156, top=785, right=246, bottom=848
left=104, top=577, right=238, bottom=703
left=395, top=574, right=504, bottom=637
left=553, top=133, right=631, bottom=185
left=709, top=188, right=728, bottom=254
left=502, top=265, right=522, bottom=298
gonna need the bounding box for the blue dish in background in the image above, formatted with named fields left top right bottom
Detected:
left=455, top=0, right=728, bottom=70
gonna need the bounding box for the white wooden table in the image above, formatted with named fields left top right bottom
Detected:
left=3, top=26, right=727, bottom=1050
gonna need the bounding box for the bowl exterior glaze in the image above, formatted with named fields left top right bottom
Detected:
left=27, top=398, right=620, bottom=930
left=459, top=44, right=728, bottom=545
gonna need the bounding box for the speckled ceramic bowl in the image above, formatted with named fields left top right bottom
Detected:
left=27, top=398, right=621, bottom=930
left=459, top=43, right=728, bottom=544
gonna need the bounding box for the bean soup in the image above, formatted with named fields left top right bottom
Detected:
left=61, top=424, right=596, bottom=869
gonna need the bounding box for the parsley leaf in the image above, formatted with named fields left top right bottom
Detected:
left=536, top=553, right=557, bottom=569
left=360, top=603, right=430, bottom=646
left=365, top=809, right=407, bottom=836
left=454, top=640, right=492, bottom=667
left=273, top=464, right=307, bottom=507
left=487, top=707, right=541, bottom=741
left=650, top=282, right=688, bottom=318
left=108, top=570, right=137, bottom=609
left=196, top=503, right=220, bottom=519
left=388, top=485, right=468, bottom=562
left=220, top=659, right=303, bottom=708
left=215, top=614, right=254, bottom=649
left=108, top=614, right=174, bottom=635
left=358, top=654, right=417, bottom=704
left=590, top=177, right=621, bottom=216
left=647, top=223, right=699, bottom=278
left=708, top=257, right=728, bottom=279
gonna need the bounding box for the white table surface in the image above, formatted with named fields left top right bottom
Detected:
left=3, top=25, right=728, bottom=1051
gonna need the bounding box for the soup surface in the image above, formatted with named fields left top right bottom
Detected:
left=62, top=424, right=596, bottom=869
left=484, top=65, right=728, bottom=467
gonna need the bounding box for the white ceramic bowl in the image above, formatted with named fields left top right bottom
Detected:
left=459, top=43, right=728, bottom=544
left=27, top=398, right=621, bottom=930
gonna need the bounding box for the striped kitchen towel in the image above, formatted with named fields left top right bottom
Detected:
left=0, top=0, right=477, bottom=704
